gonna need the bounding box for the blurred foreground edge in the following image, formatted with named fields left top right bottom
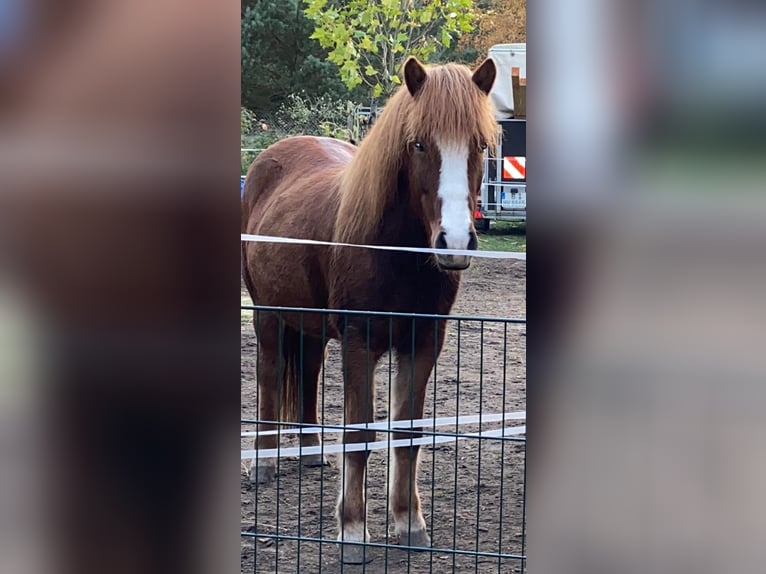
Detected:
left=0, top=2, right=240, bottom=574
left=528, top=1, right=766, bottom=573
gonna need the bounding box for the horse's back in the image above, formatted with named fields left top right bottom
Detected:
left=241, top=136, right=355, bottom=333
left=242, top=136, right=354, bottom=229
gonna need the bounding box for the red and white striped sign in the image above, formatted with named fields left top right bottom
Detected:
left=502, top=156, right=526, bottom=180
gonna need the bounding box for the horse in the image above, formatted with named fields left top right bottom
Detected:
left=241, top=57, right=498, bottom=564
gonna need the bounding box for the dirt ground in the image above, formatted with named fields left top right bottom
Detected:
left=241, top=258, right=526, bottom=574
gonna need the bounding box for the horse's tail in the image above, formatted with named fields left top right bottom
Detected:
left=278, top=329, right=302, bottom=423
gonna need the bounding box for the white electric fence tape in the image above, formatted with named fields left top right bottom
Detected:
left=241, top=410, right=526, bottom=437
left=241, top=233, right=526, bottom=261
left=242, top=424, right=526, bottom=460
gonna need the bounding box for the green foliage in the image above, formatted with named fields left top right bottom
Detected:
left=240, top=95, right=356, bottom=174
left=275, top=93, right=356, bottom=139
left=304, top=0, right=476, bottom=98
left=241, top=0, right=358, bottom=113
left=240, top=107, right=258, bottom=134
left=241, top=107, right=278, bottom=174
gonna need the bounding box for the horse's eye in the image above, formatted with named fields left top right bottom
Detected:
left=413, top=141, right=425, bottom=153
left=480, top=141, right=488, bottom=151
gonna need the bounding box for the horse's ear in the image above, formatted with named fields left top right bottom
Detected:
left=403, top=57, right=427, bottom=96
left=472, top=58, right=497, bottom=95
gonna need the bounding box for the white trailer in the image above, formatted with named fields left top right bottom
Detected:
left=480, top=43, right=527, bottom=224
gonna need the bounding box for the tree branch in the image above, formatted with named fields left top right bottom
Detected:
left=404, top=15, right=416, bottom=55
left=359, top=49, right=382, bottom=90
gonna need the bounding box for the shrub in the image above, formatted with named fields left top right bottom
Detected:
left=241, top=96, right=358, bottom=174
left=272, top=93, right=356, bottom=140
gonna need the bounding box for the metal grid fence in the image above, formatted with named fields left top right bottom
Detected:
left=241, top=305, right=527, bottom=573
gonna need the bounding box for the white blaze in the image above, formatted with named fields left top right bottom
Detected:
left=436, top=141, right=471, bottom=249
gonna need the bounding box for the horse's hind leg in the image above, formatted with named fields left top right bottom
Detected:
left=297, top=335, right=329, bottom=468
left=249, top=314, right=283, bottom=484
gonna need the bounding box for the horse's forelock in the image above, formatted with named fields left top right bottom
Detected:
left=403, top=64, right=498, bottom=150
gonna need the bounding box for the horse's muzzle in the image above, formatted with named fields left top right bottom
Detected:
left=434, top=230, right=478, bottom=270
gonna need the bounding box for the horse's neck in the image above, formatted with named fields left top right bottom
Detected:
left=371, top=173, right=429, bottom=248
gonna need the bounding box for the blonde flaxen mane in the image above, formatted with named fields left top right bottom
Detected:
left=334, top=60, right=499, bottom=244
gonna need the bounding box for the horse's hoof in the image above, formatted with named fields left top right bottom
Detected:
left=251, top=463, right=276, bottom=484
left=398, top=529, right=431, bottom=549
left=339, top=543, right=374, bottom=564
left=301, top=453, right=330, bottom=468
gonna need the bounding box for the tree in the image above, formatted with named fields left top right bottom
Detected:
left=459, top=0, right=526, bottom=63
left=241, top=0, right=356, bottom=113
left=304, top=0, right=476, bottom=98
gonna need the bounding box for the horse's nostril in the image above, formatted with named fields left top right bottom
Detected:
left=467, top=231, right=478, bottom=251
left=435, top=231, right=447, bottom=250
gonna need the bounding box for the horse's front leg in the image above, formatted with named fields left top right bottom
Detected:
left=335, top=342, right=381, bottom=564
left=389, top=330, right=444, bottom=548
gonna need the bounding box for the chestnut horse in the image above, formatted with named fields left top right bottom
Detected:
left=241, top=57, right=497, bottom=563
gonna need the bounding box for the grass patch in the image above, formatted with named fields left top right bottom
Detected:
left=478, top=221, right=526, bottom=253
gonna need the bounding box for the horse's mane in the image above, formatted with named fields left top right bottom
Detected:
left=334, top=63, right=498, bottom=244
